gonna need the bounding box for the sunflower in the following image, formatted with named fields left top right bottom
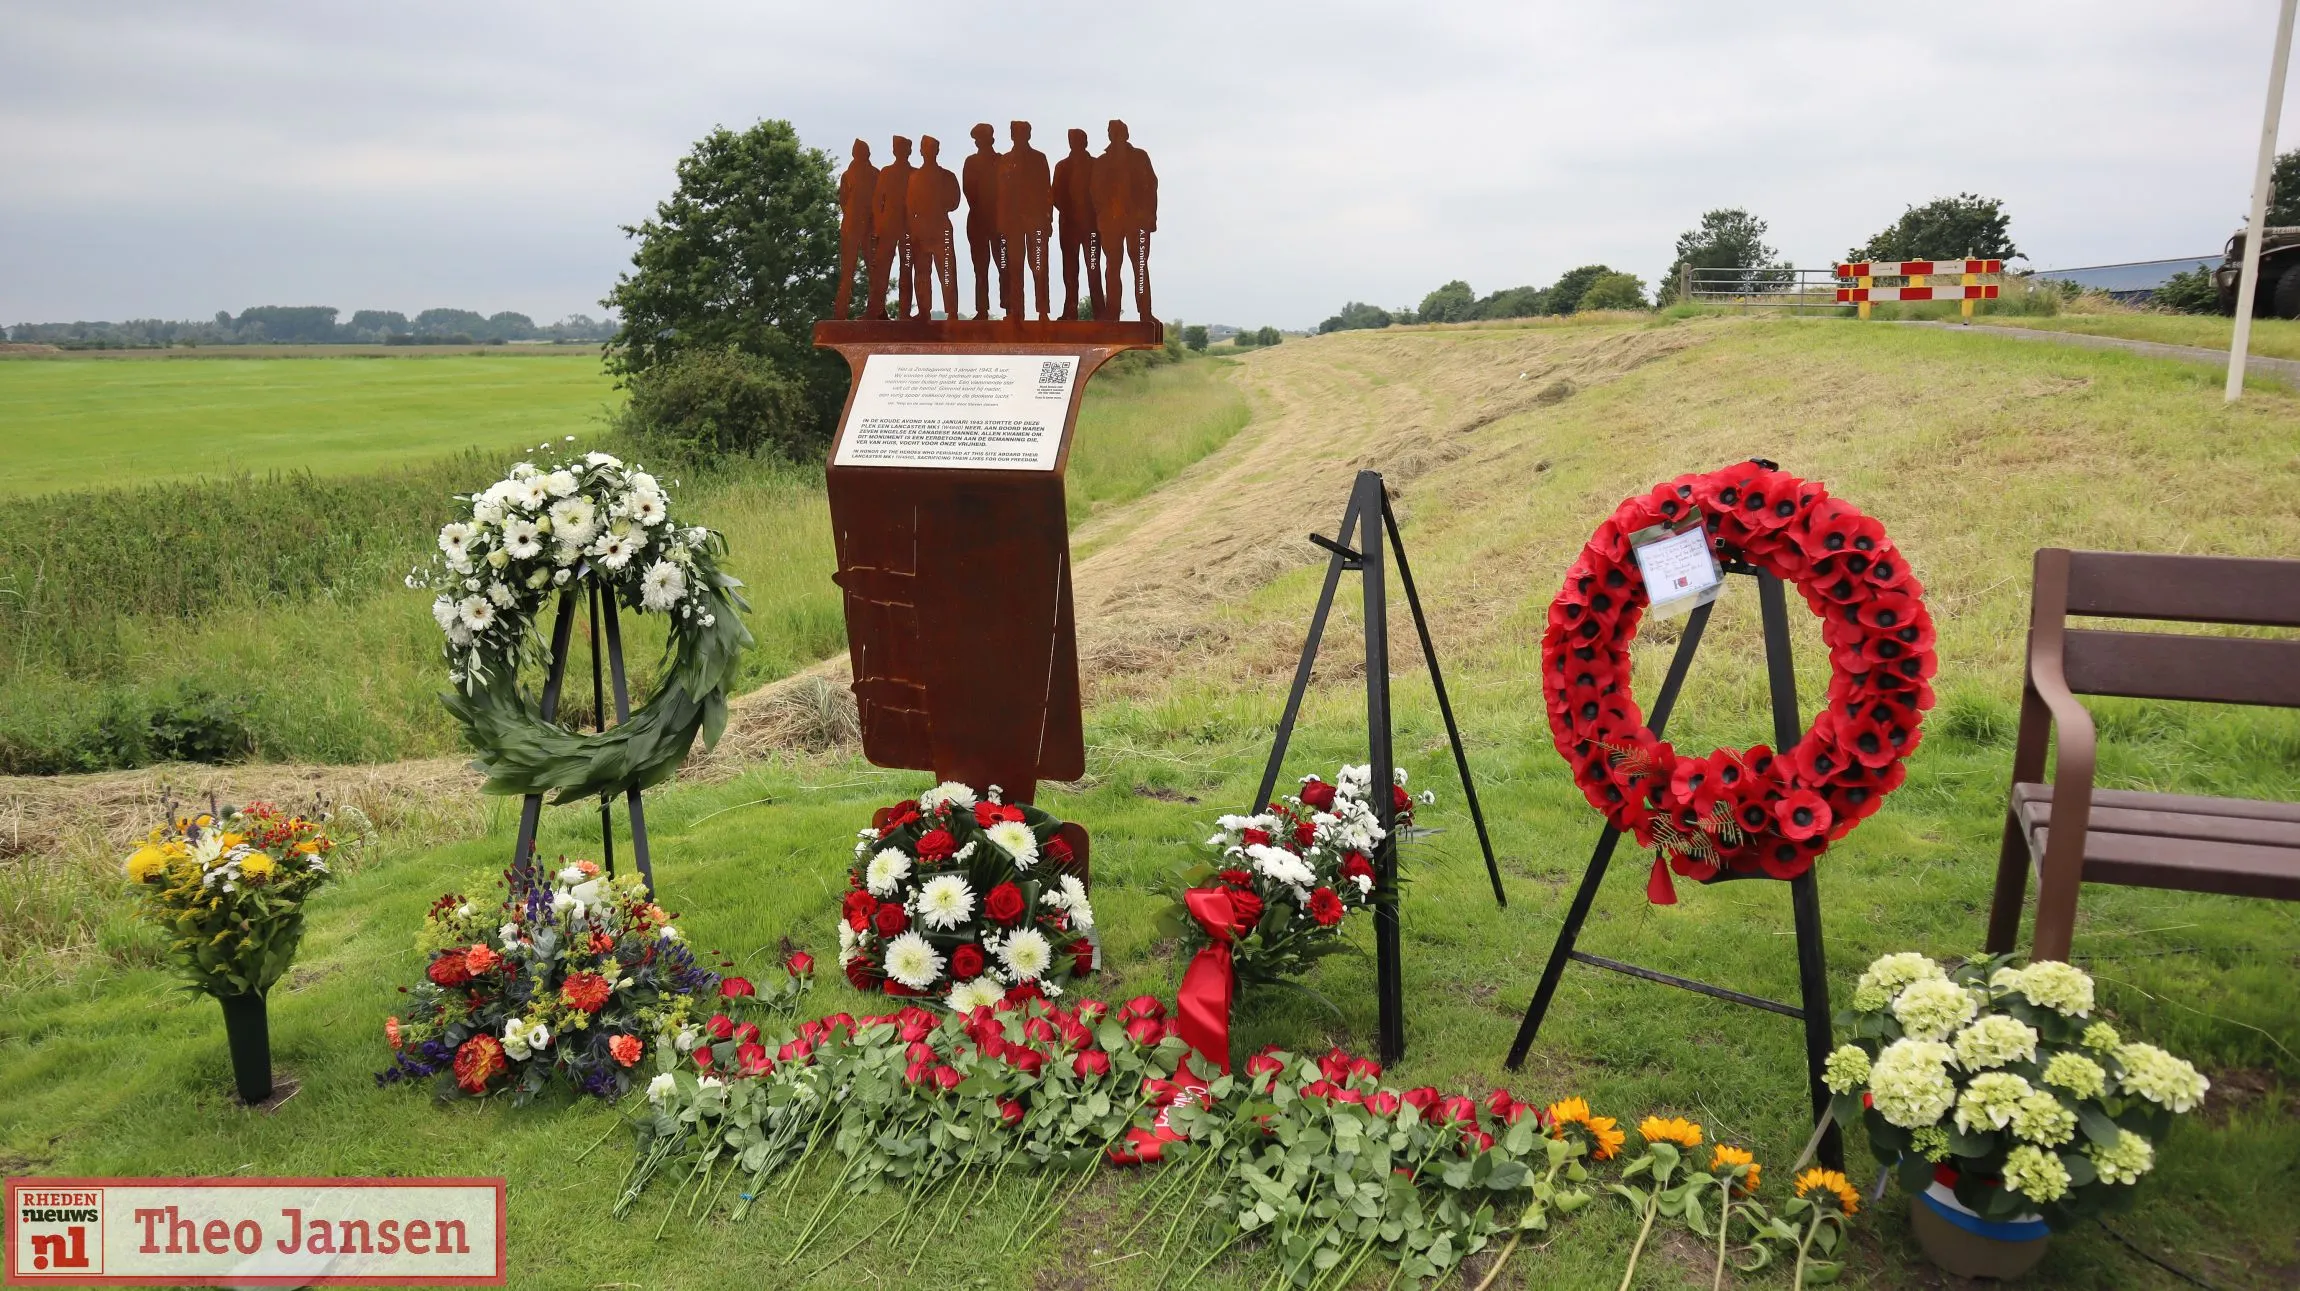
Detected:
left=1545, top=1095, right=1626, bottom=1160
left=1710, top=1144, right=1761, bottom=1193
left=1638, top=1115, right=1704, bottom=1149
left=1794, top=1167, right=1860, bottom=1215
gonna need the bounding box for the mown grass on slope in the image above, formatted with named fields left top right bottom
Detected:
left=2, top=322, right=2290, bottom=1288
left=1968, top=310, right=2300, bottom=362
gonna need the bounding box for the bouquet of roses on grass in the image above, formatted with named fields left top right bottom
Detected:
left=377, top=859, right=800, bottom=1103
left=1167, top=764, right=1429, bottom=989
left=1824, top=951, right=2207, bottom=1227
left=837, top=782, right=1095, bottom=1007
left=124, top=801, right=353, bottom=999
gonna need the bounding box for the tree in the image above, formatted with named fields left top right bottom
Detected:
left=1232, top=329, right=1260, bottom=349
left=616, top=347, right=813, bottom=463
left=603, top=119, right=844, bottom=436
left=1474, top=285, right=1547, bottom=319
left=1254, top=326, right=1282, bottom=346
left=1578, top=272, right=1648, bottom=311
left=1847, top=193, right=2019, bottom=264
left=348, top=309, right=410, bottom=336
left=1317, top=301, right=1394, bottom=333
left=1547, top=264, right=1615, bottom=315
left=1664, top=208, right=1786, bottom=301
left=1417, top=279, right=1476, bottom=323
left=2271, top=148, right=2300, bottom=227
left=231, top=306, right=340, bottom=343
left=1182, top=324, right=1209, bottom=351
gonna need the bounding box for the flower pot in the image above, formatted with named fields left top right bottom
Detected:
left=1909, top=1178, right=2050, bottom=1280
left=218, top=991, right=274, bottom=1105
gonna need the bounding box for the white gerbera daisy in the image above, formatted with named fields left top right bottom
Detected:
left=948, top=976, right=1006, bottom=1012
left=542, top=469, right=578, bottom=498
left=627, top=490, right=667, bottom=527
left=458, top=595, right=496, bottom=631
left=917, top=874, right=975, bottom=930
left=640, top=559, right=688, bottom=611
left=595, top=530, right=636, bottom=570
left=987, top=820, right=1039, bottom=869
left=549, top=496, right=598, bottom=545
left=516, top=476, right=553, bottom=510
left=438, top=522, right=475, bottom=561
left=999, top=928, right=1053, bottom=980
left=918, top=782, right=977, bottom=813
left=883, top=932, right=944, bottom=991
left=865, top=847, right=912, bottom=896
left=503, top=517, right=542, bottom=559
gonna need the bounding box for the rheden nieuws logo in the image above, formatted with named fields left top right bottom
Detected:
left=5, top=1178, right=505, bottom=1287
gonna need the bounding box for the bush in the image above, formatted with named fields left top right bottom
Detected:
left=1183, top=325, right=1209, bottom=352
left=616, top=347, right=819, bottom=464
left=1255, top=327, right=1282, bottom=347
left=1578, top=272, right=1649, bottom=311
left=2153, top=268, right=2220, bottom=315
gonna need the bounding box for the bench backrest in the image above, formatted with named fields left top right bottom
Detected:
left=2034, top=548, right=2300, bottom=708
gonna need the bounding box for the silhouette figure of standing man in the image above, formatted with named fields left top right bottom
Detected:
left=1090, top=120, right=1157, bottom=321
left=963, top=124, right=1005, bottom=322
left=999, top=121, right=1053, bottom=322
left=907, top=136, right=961, bottom=320
left=1052, top=128, right=1102, bottom=321
left=834, top=139, right=877, bottom=320
left=867, top=136, right=914, bottom=321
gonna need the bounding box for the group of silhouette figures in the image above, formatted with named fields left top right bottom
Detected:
left=834, top=119, right=1157, bottom=325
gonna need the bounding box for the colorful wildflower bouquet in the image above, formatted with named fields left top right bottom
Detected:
left=838, top=782, right=1095, bottom=1007
left=1825, top=952, right=2207, bottom=1225
left=1171, top=764, right=1428, bottom=989
left=124, top=802, right=343, bottom=998
left=377, top=860, right=788, bottom=1103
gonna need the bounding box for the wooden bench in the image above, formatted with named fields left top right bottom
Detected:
left=1985, top=548, right=2300, bottom=962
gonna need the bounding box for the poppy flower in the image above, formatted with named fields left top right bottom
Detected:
left=1774, top=790, right=1832, bottom=841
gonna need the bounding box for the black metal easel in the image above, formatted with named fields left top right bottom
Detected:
left=1252, top=469, right=1505, bottom=1065
left=1502, top=547, right=1841, bottom=1168
left=509, top=571, right=655, bottom=892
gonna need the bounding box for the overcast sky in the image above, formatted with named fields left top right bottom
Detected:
left=5, top=1, right=2297, bottom=329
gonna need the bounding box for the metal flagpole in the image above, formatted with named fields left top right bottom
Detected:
left=2228, top=0, right=2298, bottom=402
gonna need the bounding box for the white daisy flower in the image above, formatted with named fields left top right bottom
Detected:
left=542, top=470, right=579, bottom=498
left=549, top=497, right=598, bottom=545
left=883, top=932, right=944, bottom=991
left=438, top=522, right=475, bottom=561
left=515, top=476, right=553, bottom=510
left=585, top=451, right=624, bottom=468
left=865, top=847, right=912, bottom=896
left=458, top=595, right=496, bottom=632
left=987, top=820, right=1039, bottom=869
left=595, top=531, right=636, bottom=570
left=918, top=782, right=977, bottom=813
left=948, top=976, right=1006, bottom=1012
left=627, top=490, right=667, bottom=527
left=998, top=928, right=1053, bottom=981
left=502, top=517, right=543, bottom=559
left=640, top=559, right=688, bottom=611
left=917, top=875, right=975, bottom=930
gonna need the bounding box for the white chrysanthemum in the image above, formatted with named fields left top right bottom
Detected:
left=586, top=451, right=624, bottom=468
left=1054, top=874, right=1095, bottom=931
left=549, top=496, right=598, bottom=545
left=917, top=874, right=975, bottom=930
left=630, top=471, right=661, bottom=495
left=486, top=581, right=515, bottom=608
left=438, top=522, right=475, bottom=562
left=1852, top=951, right=1945, bottom=1013
left=594, top=530, right=637, bottom=570
left=865, top=847, right=912, bottom=897
left=1822, top=1044, right=1872, bottom=1094
left=1953, top=1015, right=2039, bottom=1070
left=883, top=931, right=944, bottom=991
left=2011, top=1090, right=2077, bottom=1146
left=542, top=469, right=578, bottom=498
left=837, top=919, right=858, bottom=964
left=2002, top=1144, right=2071, bottom=1205
left=1954, top=1071, right=2034, bottom=1133
left=1246, top=843, right=1315, bottom=890
left=458, top=595, right=496, bottom=632
left=640, top=559, right=688, bottom=611
left=2116, top=1043, right=2209, bottom=1113
left=988, top=820, right=1039, bottom=868
left=1892, top=976, right=1979, bottom=1041
left=2086, top=1129, right=2155, bottom=1185
left=948, top=976, right=1006, bottom=1012
left=503, top=517, right=543, bottom=559
left=646, top=1072, right=677, bottom=1104
left=918, top=782, right=977, bottom=813
left=552, top=541, right=583, bottom=569
left=1869, top=1038, right=1958, bottom=1129
left=2039, top=1051, right=2108, bottom=1100
left=999, top=928, right=1053, bottom=981
left=2010, top=961, right=2095, bottom=1018
left=431, top=595, right=460, bottom=634
left=627, top=490, right=667, bottom=527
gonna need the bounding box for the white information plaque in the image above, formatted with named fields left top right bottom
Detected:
left=833, top=353, right=1080, bottom=471
left=1630, top=515, right=1724, bottom=617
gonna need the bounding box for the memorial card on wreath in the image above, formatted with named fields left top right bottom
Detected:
left=833, top=353, right=1080, bottom=470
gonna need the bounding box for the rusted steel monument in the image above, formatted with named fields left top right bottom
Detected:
left=815, top=119, right=1160, bottom=828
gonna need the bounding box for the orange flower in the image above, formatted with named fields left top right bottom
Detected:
left=453, top=1034, right=507, bottom=1094
left=464, top=944, right=501, bottom=976
left=608, top=1034, right=643, bottom=1067
left=561, top=970, right=611, bottom=1013
left=1794, top=1167, right=1860, bottom=1215
left=384, top=1016, right=402, bottom=1050
left=1638, top=1116, right=1703, bottom=1149
left=1710, top=1144, right=1761, bottom=1194
left=1545, top=1096, right=1627, bottom=1161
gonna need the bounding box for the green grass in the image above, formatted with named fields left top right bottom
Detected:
left=1, top=323, right=2293, bottom=1288
left=1971, top=311, right=2300, bottom=362
left=0, top=352, right=618, bottom=495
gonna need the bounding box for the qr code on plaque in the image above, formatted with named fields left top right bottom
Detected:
left=1038, top=360, right=1068, bottom=384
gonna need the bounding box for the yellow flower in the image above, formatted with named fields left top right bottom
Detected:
left=239, top=854, right=278, bottom=882
left=218, top=832, right=245, bottom=850
left=126, top=846, right=169, bottom=883
left=1794, top=1167, right=1860, bottom=1215
left=1545, top=1096, right=1626, bottom=1160
left=1710, top=1144, right=1761, bottom=1193
left=1639, top=1116, right=1704, bottom=1149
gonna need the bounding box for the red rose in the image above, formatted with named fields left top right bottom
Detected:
left=905, top=1058, right=932, bottom=1086
left=1348, top=1055, right=1382, bottom=1084
left=1308, top=887, right=1346, bottom=927
left=1006, top=1047, right=1047, bottom=1077
left=1339, top=852, right=1374, bottom=885
left=1121, top=995, right=1167, bottom=1023
left=1003, top=981, right=1045, bottom=1007
left=999, top=1098, right=1024, bottom=1127
left=464, top=944, right=500, bottom=976
left=1218, top=868, right=1255, bottom=889
left=561, top=970, right=611, bottom=1013
left=1484, top=1089, right=1521, bottom=1123
left=897, top=1008, right=936, bottom=1042
left=1368, top=1090, right=1402, bottom=1116
left=1068, top=940, right=1096, bottom=976
left=843, top=889, right=876, bottom=932
left=1439, top=1095, right=1479, bottom=1126
left=1245, top=1049, right=1286, bottom=1079
left=693, top=1045, right=714, bottom=1071
left=916, top=829, right=957, bottom=862
left=720, top=976, right=756, bottom=999
left=736, top=1042, right=772, bottom=1076
left=949, top=943, right=986, bottom=980
left=844, top=958, right=879, bottom=991
left=779, top=1036, right=816, bottom=1064
left=1318, top=1048, right=1353, bottom=1084
left=874, top=902, right=910, bottom=937
left=706, top=1012, right=735, bottom=1041
left=1393, top=785, right=1413, bottom=814
left=1401, top=1086, right=1442, bottom=1114
left=1294, top=820, right=1317, bottom=848
left=1124, top=1017, right=1164, bottom=1046
left=1302, top=1080, right=1340, bottom=1100
left=1075, top=999, right=1109, bottom=1025
left=453, top=1034, right=507, bottom=1094
left=785, top=951, right=816, bottom=979
left=1298, top=778, right=1337, bottom=810
left=1044, top=835, right=1073, bottom=867
left=984, top=882, right=1026, bottom=925
left=1462, top=1128, right=1496, bottom=1152
left=1073, top=1049, right=1112, bottom=1078
left=1241, top=828, right=1272, bottom=848
left=609, top=1034, right=643, bottom=1067
left=426, top=952, right=473, bottom=988
left=733, top=1021, right=760, bottom=1045
left=1024, top=1016, right=1059, bottom=1046
left=932, top=1064, right=964, bottom=1092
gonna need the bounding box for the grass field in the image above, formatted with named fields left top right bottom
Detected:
left=0, top=351, right=617, bottom=496
left=2, top=320, right=2295, bottom=1288
left=1971, top=311, right=2300, bottom=362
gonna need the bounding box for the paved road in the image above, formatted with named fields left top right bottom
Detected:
left=1893, top=320, right=2300, bottom=387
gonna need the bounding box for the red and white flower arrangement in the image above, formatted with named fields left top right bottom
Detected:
left=837, top=782, right=1095, bottom=1006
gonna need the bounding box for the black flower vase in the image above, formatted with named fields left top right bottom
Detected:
left=218, top=991, right=273, bottom=1105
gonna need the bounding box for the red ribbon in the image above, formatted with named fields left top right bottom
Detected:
left=1174, top=886, right=1253, bottom=1075
left=1109, top=1065, right=1210, bottom=1165
left=1647, top=856, right=1678, bottom=905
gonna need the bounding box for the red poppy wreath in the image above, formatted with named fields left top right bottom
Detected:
left=1542, top=461, right=1936, bottom=903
